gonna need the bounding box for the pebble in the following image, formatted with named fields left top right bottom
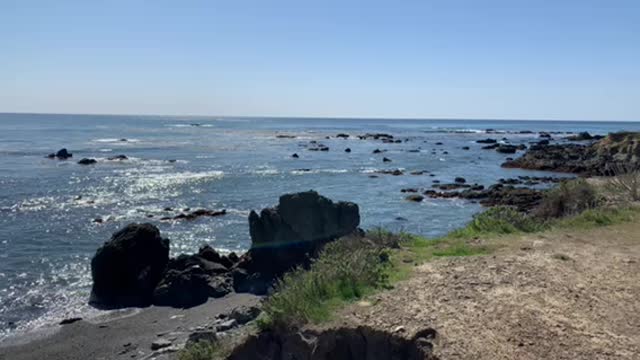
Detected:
left=150, top=339, right=172, bottom=350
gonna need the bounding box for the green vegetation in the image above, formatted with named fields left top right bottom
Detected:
left=256, top=178, right=639, bottom=331
left=449, top=206, right=544, bottom=238
left=178, top=341, right=223, bottom=360
left=533, top=178, right=601, bottom=219
left=257, top=237, right=390, bottom=330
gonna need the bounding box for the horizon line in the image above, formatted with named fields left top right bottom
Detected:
left=1, top=111, right=639, bottom=123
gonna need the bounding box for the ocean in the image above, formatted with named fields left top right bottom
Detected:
left=1, top=113, right=639, bottom=340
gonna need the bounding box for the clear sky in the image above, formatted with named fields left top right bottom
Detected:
left=1, top=0, right=639, bottom=120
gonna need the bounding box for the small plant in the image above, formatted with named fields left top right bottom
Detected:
left=605, top=163, right=640, bottom=202
left=178, top=341, right=222, bottom=360
left=533, top=179, right=601, bottom=219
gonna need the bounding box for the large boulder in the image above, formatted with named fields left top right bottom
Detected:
left=239, top=191, right=360, bottom=292
left=248, top=191, right=360, bottom=246
left=90, top=223, right=170, bottom=308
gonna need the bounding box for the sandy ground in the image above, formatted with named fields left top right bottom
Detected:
left=0, top=293, right=260, bottom=360
left=336, top=221, right=640, bottom=359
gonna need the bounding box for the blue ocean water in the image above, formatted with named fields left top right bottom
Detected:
left=1, top=113, right=639, bottom=340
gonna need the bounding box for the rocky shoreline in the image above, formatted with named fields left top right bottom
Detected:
left=6, top=130, right=639, bottom=359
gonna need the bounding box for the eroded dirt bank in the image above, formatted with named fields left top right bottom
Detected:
left=335, top=221, right=640, bottom=360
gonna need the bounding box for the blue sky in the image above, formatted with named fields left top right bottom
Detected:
left=1, top=0, right=639, bottom=120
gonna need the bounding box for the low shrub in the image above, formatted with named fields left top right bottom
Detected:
left=533, top=179, right=601, bottom=219
left=450, top=206, right=544, bottom=238
left=178, top=341, right=221, bottom=360
left=605, top=163, right=640, bottom=202
left=258, top=237, right=390, bottom=330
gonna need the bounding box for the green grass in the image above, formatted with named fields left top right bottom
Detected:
left=552, top=207, right=638, bottom=229
left=178, top=341, right=223, bottom=360
left=257, top=237, right=390, bottom=330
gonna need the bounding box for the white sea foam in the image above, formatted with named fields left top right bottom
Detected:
left=291, top=169, right=349, bottom=175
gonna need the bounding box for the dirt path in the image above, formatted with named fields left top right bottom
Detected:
left=336, top=221, right=640, bottom=359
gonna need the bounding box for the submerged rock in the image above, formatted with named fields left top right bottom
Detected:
left=90, top=223, right=170, bottom=308
left=78, top=158, right=97, bottom=165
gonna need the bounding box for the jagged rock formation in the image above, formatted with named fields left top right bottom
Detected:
left=502, top=132, right=640, bottom=175
left=89, top=191, right=360, bottom=308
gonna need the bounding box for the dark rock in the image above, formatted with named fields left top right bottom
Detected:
left=78, top=158, right=97, bottom=165
left=336, top=133, right=350, bottom=139
left=496, top=145, right=517, bottom=154
left=566, top=131, right=594, bottom=141
left=54, top=148, right=72, bottom=159
left=382, top=157, right=392, bottom=162
left=169, top=209, right=227, bottom=221
left=539, top=132, right=552, bottom=138
left=482, top=143, right=500, bottom=150
left=424, top=184, right=543, bottom=212
left=401, top=188, right=419, bottom=193
left=409, top=170, right=427, bottom=175
left=455, top=177, right=466, bottom=184
left=405, top=194, right=424, bottom=202
left=476, top=138, right=497, bottom=144
left=59, top=317, right=82, bottom=325
left=435, top=142, right=443, bottom=145
left=375, top=169, right=403, bottom=176
left=372, top=149, right=383, bottom=154
left=276, top=134, right=296, bottom=139
left=242, top=191, right=360, bottom=291
left=345, top=148, right=351, bottom=153
left=151, top=339, right=172, bottom=350
left=107, top=155, right=128, bottom=161
left=462, top=146, right=470, bottom=150
left=152, top=266, right=211, bottom=308
left=90, top=223, right=170, bottom=308
left=291, top=153, right=299, bottom=158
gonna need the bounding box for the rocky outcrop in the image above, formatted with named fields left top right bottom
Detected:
left=90, top=223, right=170, bottom=308
left=227, top=326, right=438, bottom=360
left=89, top=192, right=361, bottom=307
left=242, top=191, right=359, bottom=284
left=502, top=132, right=640, bottom=175
left=152, top=248, right=235, bottom=308
left=424, top=184, right=543, bottom=212
left=47, top=148, right=73, bottom=159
